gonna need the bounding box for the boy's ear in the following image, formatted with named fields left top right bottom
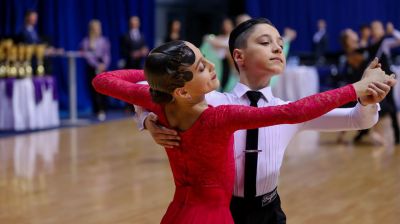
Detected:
left=233, top=49, right=244, bottom=67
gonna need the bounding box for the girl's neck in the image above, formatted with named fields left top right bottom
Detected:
left=165, top=96, right=208, bottom=131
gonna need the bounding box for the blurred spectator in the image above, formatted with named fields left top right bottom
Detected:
left=282, top=27, right=297, bottom=57
left=364, top=20, right=400, bottom=144
left=17, top=10, right=63, bottom=74
left=18, top=10, right=40, bottom=44
left=120, top=16, right=149, bottom=69
left=338, top=29, right=376, bottom=144
left=370, top=20, right=386, bottom=44
left=235, top=14, right=251, bottom=26
left=18, top=10, right=63, bottom=53
left=312, top=19, right=328, bottom=64
left=205, top=18, right=234, bottom=91
left=80, top=19, right=111, bottom=121
left=359, top=24, right=371, bottom=48
left=339, top=24, right=400, bottom=145
left=164, top=19, right=182, bottom=43
left=339, top=29, right=365, bottom=84
left=382, top=22, right=400, bottom=59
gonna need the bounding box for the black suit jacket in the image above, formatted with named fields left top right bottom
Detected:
left=313, top=34, right=328, bottom=58
left=120, top=32, right=147, bottom=69
left=18, top=27, right=42, bottom=44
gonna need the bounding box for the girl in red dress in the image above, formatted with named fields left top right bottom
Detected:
left=92, top=40, right=392, bottom=224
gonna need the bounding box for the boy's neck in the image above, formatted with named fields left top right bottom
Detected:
left=239, top=71, right=272, bottom=90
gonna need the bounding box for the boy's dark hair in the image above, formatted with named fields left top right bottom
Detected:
left=229, top=18, right=274, bottom=71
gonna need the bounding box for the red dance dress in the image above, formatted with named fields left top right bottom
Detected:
left=92, top=69, right=357, bottom=224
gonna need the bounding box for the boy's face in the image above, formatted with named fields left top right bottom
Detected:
left=241, top=24, right=286, bottom=75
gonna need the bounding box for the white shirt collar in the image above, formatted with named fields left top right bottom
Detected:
left=232, top=82, right=274, bottom=102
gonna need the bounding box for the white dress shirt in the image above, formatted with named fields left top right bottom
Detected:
left=135, top=82, right=379, bottom=197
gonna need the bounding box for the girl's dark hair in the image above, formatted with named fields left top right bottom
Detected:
left=144, top=40, right=195, bottom=104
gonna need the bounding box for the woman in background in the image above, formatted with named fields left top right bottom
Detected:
left=80, top=19, right=111, bottom=121
left=164, top=19, right=182, bottom=43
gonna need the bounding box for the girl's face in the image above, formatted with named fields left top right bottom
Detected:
left=239, top=24, right=286, bottom=75
left=181, top=42, right=220, bottom=98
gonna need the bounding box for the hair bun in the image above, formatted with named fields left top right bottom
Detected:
left=149, top=88, right=173, bottom=104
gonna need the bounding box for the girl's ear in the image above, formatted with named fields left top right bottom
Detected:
left=173, top=87, right=192, bottom=100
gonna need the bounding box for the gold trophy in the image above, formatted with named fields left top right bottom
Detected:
left=8, top=46, right=18, bottom=78
left=35, top=44, right=46, bottom=76
left=24, top=45, right=34, bottom=77
left=2, top=39, right=14, bottom=78
left=0, top=41, right=6, bottom=78
left=17, top=44, right=26, bottom=78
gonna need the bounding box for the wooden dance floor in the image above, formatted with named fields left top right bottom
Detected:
left=0, top=118, right=399, bottom=224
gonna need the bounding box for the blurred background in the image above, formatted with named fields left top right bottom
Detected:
left=0, top=1, right=400, bottom=223
left=1, top=0, right=399, bottom=119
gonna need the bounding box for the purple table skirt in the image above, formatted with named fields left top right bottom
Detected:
left=3, top=76, right=58, bottom=104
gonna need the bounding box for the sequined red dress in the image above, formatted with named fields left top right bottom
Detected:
left=92, top=69, right=357, bottom=224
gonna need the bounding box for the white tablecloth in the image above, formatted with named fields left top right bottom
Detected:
left=272, top=65, right=319, bottom=101
left=0, top=77, right=60, bottom=131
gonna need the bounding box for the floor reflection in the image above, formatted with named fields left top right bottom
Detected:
left=0, top=130, right=59, bottom=186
